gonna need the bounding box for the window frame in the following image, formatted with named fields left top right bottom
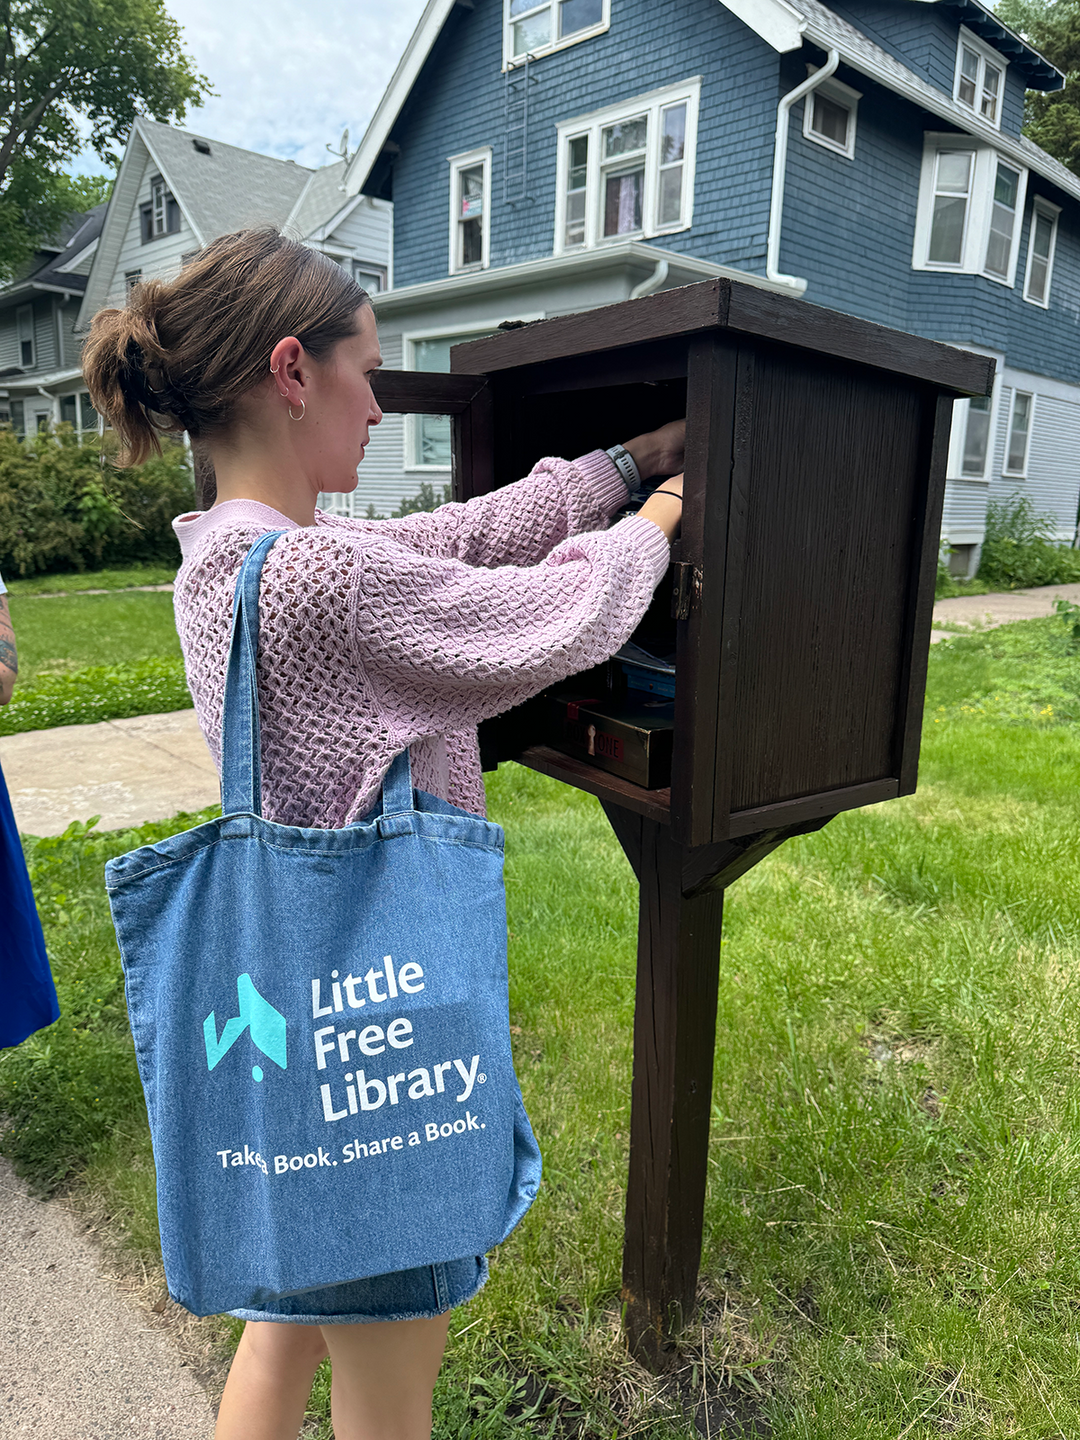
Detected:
left=141, top=175, right=181, bottom=244
left=553, top=79, right=701, bottom=256
left=352, top=261, right=388, bottom=293
left=447, top=147, right=492, bottom=276
left=403, top=317, right=542, bottom=470
left=1023, top=197, right=1060, bottom=308
left=953, top=27, right=1007, bottom=130
left=15, top=304, right=34, bottom=368
left=913, top=135, right=1028, bottom=286
left=1002, top=388, right=1035, bottom=476
left=801, top=69, right=861, bottom=160
left=502, top=0, right=609, bottom=70
left=944, top=347, right=1003, bottom=484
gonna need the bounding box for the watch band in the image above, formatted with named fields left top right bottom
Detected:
left=605, top=443, right=641, bottom=492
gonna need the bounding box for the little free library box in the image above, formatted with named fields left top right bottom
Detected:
left=373, top=278, right=993, bottom=1365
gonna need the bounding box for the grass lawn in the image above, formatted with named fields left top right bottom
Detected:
left=3, top=563, right=178, bottom=596
left=4, top=615, right=1080, bottom=1435
left=0, top=589, right=188, bottom=735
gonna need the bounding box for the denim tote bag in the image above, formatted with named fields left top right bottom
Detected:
left=106, top=530, right=541, bottom=1317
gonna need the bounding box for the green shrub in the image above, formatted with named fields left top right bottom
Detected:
left=0, top=426, right=193, bottom=577
left=0, top=657, right=190, bottom=735
left=977, top=493, right=1080, bottom=590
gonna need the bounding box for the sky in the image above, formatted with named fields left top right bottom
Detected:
left=75, top=0, right=429, bottom=175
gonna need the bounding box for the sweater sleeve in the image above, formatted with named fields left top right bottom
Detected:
left=358, top=451, right=629, bottom=569
left=350, top=513, right=670, bottom=738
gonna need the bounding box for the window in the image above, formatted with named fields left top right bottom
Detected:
left=504, top=0, right=608, bottom=66
left=928, top=150, right=973, bottom=265
left=802, top=72, right=861, bottom=160
left=15, top=305, right=33, bottom=368
left=351, top=261, right=387, bottom=293
left=555, top=80, right=700, bottom=253
left=125, top=269, right=142, bottom=296
left=960, top=394, right=992, bottom=476
left=408, top=331, right=494, bottom=468
left=405, top=322, right=538, bottom=466
left=914, top=136, right=1028, bottom=285
left=8, top=399, right=24, bottom=436
left=1004, top=390, right=1034, bottom=474
left=140, top=175, right=181, bottom=242
left=1024, top=199, right=1059, bottom=306
left=448, top=149, right=491, bottom=274
left=60, top=391, right=97, bottom=433
left=954, top=29, right=1006, bottom=128
left=984, top=161, right=1021, bottom=278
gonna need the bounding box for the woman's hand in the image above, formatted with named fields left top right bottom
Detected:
left=622, top=419, right=685, bottom=481
left=637, top=473, right=683, bottom=543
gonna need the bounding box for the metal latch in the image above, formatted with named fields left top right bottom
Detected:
left=670, top=563, right=700, bottom=621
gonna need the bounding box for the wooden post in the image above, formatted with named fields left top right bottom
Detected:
left=604, top=804, right=724, bottom=1368
left=603, top=805, right=833, bottom=1367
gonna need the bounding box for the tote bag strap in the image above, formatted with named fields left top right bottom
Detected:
left=220, top=529, right=418, bottom=822
left=220, top=530, right=286, bottom=817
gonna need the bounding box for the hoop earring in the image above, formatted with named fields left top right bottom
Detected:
left=269, top=362, right=279, bottom=374
left=288, top=398, right=306, bottom=421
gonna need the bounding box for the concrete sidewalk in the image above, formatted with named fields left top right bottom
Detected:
left=0, top=709, right=218, bottom=837
left=0, top=1158, right=217, bottom=1439
left=931, top=578, right=1080, bottom=641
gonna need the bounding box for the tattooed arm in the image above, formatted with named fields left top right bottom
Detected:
left=0, top=596, right=17, bottom=704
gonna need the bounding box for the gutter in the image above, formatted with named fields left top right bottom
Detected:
left=371, top=239, right=801, bottom=317
left=767, top=48, right=840, bottom=293
left=799, top=16, right=1080, bottom=206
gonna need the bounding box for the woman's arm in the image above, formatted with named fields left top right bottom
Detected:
left=352, top=512, right=673, bottom=737
left=365, top=421, right=685, bottom=570
left=0, top=597, right=17, bottom=705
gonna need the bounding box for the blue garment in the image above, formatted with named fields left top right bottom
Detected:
left=0, top=758, right=59, bottom=1049
left=229, top=1254, right=487, bottom=1324
left=106, top=531, right=541, bottom=1318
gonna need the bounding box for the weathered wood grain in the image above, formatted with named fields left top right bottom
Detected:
left=615, top=813, right=724, bottom=1367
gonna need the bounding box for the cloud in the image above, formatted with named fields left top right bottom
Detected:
left=75, top=0, right=427, bottom=173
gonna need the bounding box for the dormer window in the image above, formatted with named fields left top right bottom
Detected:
left=140, top=175, right=181, bottom=243
left=954, top=28, right=1006, bottom=128
left=504, top=0, right=608, bottom=68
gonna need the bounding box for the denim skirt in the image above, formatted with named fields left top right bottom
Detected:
left=228, top=1254, right=488, bottom=1325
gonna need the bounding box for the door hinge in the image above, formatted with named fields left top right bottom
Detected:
left=671, top=562, right=700, bottom=621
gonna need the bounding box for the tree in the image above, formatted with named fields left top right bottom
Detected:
left=996, top=0, right=1080, bottom=175
left=0, top=0, right=210, bottom=276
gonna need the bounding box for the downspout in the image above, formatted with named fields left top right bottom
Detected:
left=38, top=385, right=60, bottom=427
left=630, top=259, right=669, bottom=300
left=766, top=48, right=840, bottom=293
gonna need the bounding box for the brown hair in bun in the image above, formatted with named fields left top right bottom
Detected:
left=81, top=227, right=370, bottom=469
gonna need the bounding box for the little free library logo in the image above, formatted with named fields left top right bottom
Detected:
left=202, top=954, right=488, bottom=1166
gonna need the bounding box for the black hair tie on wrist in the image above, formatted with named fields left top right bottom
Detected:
left=651, top=488, right=683, bottom=500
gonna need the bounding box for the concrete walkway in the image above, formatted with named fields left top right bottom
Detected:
left=0, top=1158, right=217, bottom=1439
left=0, top=709, right=218, bottom=837
left=931, top=578, right=1080, bottom=641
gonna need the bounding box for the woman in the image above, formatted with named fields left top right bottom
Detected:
left=82, top=228, right=684, bottom=1440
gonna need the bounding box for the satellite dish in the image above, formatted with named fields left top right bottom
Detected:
left=327, top=129, right=351, bottom=161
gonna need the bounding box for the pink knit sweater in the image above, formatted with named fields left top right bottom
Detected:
left=172, top=450, right=671, bottom=826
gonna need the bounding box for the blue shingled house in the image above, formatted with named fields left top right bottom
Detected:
left=337, top=0, right=1078, bottom=575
